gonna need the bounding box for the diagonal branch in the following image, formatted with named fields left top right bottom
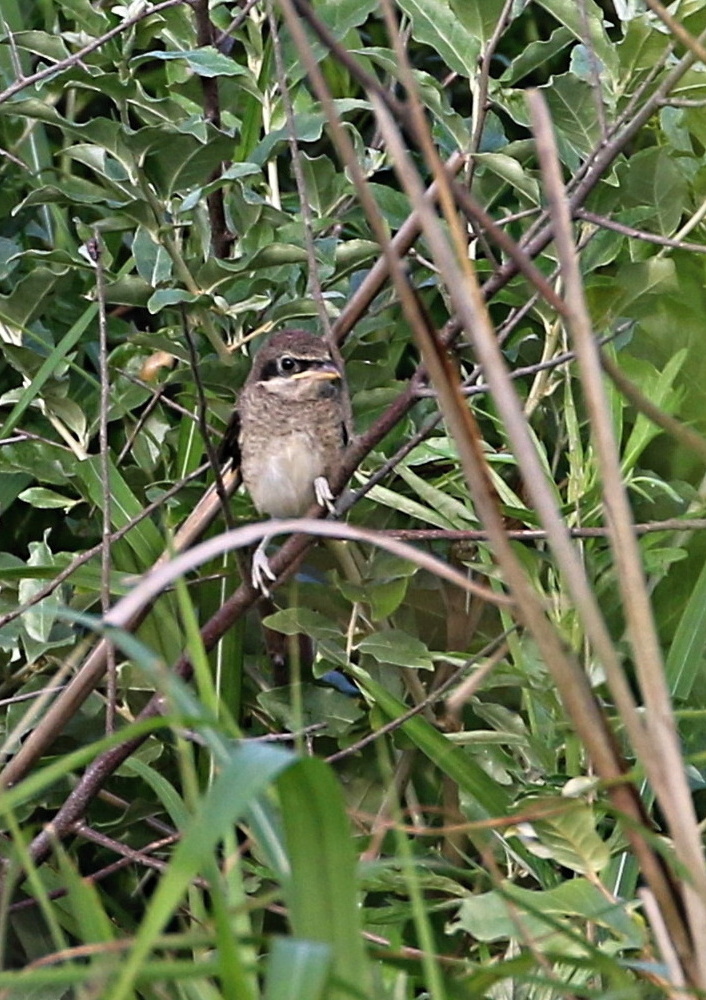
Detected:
left=0, top=0, right=189, bottom=106
left=24, top=516, right=512, bottom=865
left=529, top=87, right=706, bottom=981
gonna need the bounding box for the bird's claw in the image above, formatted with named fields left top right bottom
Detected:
left=314, top=475, right=335, bottom=514
left=250, top=478, right=335, bottom=595
left=251, top=541, right=276, bottom=596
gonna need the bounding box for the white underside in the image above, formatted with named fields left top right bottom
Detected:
left=248, top=433, right=326, bottom=518
left=244, top=432, right=337, bottom=593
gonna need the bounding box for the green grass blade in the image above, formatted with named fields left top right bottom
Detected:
left=357, top=671, right=509, bottom=819
left=665, top=554, right=706, bottom=700
left=105, top=742, right=294, bottom=1000
left=263, top=937, right=332, bottom=1000
left=278, top=757, right=372, bottom=1000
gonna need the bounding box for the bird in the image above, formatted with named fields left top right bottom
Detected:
left=220, top=329, right=349, bottom=595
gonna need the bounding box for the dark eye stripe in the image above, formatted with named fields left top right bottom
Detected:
left=260, top=357, right=333, bottom=380
left=260, top=359, right=281, bottom=380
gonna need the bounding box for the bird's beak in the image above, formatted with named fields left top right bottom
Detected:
left=290, top=365, right=340, bottom=382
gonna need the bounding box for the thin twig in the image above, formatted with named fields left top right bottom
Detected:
left=267, top=0, right=331, bottom=339
left=266, top=0, right=353, bottom=431
left=193, top=0, right=232, bottom=257
left=575, top=208, right=706, bottom=253
left=0, top=0, right=190, bottom=106
left=365, top=5, right=694, bottom=975
left=87, top=232, right=117, bottom=735
left=643, top=0, right=706, bottom=64
left=375, top=518, right=706, bottom=540
left=577, top=0, right=607, bottom=139
left=180, top=307, right=234, bottom=530
left=214, top=0, right=261, bottom=49
left=529, top=87, right=706, bottom=983
left=116, top=385, right=169, bottom=466
left=326, top=632, right=512, bottom=764
left=0, top=463, right=209, bottom=632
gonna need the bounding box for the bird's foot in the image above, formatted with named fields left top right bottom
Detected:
left=251, top=538, right=276, bottom=596
left=314, top=475, right=336, bottom=514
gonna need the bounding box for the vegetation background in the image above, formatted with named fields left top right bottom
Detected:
left=1, top=0, right=706, bottom=996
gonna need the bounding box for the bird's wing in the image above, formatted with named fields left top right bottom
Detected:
left=218, top=406, right=241, bottom=465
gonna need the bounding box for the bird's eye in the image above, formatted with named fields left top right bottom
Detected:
left=279, top=356, right=297, bottom=374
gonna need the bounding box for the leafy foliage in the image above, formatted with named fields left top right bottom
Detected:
left=1, top=0, right=706, bottom=997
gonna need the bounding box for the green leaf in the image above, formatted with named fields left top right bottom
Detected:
left=397, top=0, right=481, bottom=76
left=42, top=391, right=87, bottom=444
left=178, top=162, right=261, bottom=211
left=54, top=0, right=109, bottom=33
left=356, top=672, right=510, bottom=823
left=120, top=758, right=191, bottom=829
left=543, top=74, right=602, bottom=168
left=619, top=147, right=688, bottom=235
left=133, top=47, right=250, bottom=78
left=0, top=266, right=70, bottom=329
left=18, top=487, right=80, bottom=511
left=337, top=575, right=410, bottom=620
left=75, top=455, right=165, bottom=563
left=535, top=0, right=618, bottom=77
left=315, top=0, right=379, bottom=35
left=258, top=684, right=363, bottom=737
left=474, top=152, right=541, bottom=204
left=450, top=879, right=643, bottom=948
left=0, top=473, right=32, bottom=516
left=8, top=30, right=71, bottom=62
left=146, top=287, right=200, bottom=313
left=517, top=796, right=610, bottom=875
left=262, top=607, right=341, bottom=642
left=132, top=226, right=173, bottom=286
left=500, top=27, right=574, bottom=85
left=397, top=464, right=477, bottom=529
left=621, top=350, right=686, bottom=470
left=587, top=258, right=677, bottom=327
left=358, top=629, right=434, bottom=669
left=53, top=839, right=116, bottom=946
left=18, top=531, right=58, bottom=643
left=449, top=0, right=510, bottom=45
left=363, top=480, right=458, bottom=529
left=253, top=103, right=368, bottom=164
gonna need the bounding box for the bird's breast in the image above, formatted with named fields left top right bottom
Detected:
left=242, top=431, right=329, bottom=518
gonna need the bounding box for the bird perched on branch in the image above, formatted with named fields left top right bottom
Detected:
left=220, top=329, right=349, bottom=594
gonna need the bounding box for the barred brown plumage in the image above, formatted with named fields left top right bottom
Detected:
left=221, top=330, right=348, bottom=593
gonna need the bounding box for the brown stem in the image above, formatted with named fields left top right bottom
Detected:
left=193, top=0, right=232, bottom=257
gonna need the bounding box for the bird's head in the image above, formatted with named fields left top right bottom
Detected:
left=248, top=330, right=341, bottom=402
